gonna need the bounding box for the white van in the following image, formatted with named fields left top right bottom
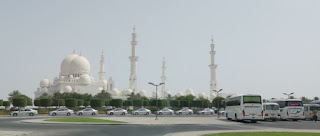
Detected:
left=263, top=103, right=280, bottom=121
left=303, top=104, right=320, bottom=120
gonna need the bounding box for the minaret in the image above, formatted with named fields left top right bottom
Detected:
left=99, top=50, right=106, bottom=83
left=129, top=25, right=138, bottom=93
left=209, top=37, right=218, bottom=99
left=161, top=57, right=167, bottom=98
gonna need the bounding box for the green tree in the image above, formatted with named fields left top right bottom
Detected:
left=3, top=101, right=10, bottom=107
left=150, top=99, right=166, bottom=108
left=212, top=96, right=225, bottom=109
left=314, top=97, right=319, bottom=101
left=84, top=101, right=90, bottom=107
left=105, top=99, right=111, bottom=106
left=34, top=99, right=40, bottom=106
left=65, top=98, right=78, bottom=108
left=170, top=100, right=180, bottom=108
left=301, top=96, right=311, bottom=104
left=110, top=99, right=123, bottom=107
left=133, top=100, right=143, bottom=107
left=0, top=99, right=3, bottom=106
left=124, top=100, right=133, bottom=107
left=8, top=90, right=32, bottom=106
left=90, top=99, right=104, bottom=108
left=77, top=99, right=84, bottom=106
left=180, top=100, right=191, bottom=108
left=94, top=90, right=111, bottom=99
left=192, top=100, right=204, bottom=108
left=40, top=98, right=52, bottom=108
left=12, top=98, right=27, bottom=108
left=52, top=99, right=65, bottom=107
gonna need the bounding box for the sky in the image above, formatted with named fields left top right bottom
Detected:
left=0, top=0, right=319, bottom=101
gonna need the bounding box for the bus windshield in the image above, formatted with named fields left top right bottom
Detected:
left=243, top=96, right=261, bottom=104
left=287, top=101, right=303, bottom=107
left=266, top=105, right=279, bottom=110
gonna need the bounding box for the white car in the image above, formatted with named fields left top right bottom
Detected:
left=76, top=108, right=98, bottom=116
left=107, top=108, right=128, bottom=115
left=49, top=108, right=74, bottom=116
left=11, top=109, right=38, bottom=116
left=198, top=108, right=214, bottom=115
left=132, top=108, right=151, bottom=115
left=176, top=107, right=193, bottom=115
left=156, top=107, right=174, bottom=115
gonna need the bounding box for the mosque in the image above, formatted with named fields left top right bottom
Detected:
left=35, top=26, right=219, bottom=101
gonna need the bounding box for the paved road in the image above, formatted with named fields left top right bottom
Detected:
left=0, top=116, right=319, bottom=136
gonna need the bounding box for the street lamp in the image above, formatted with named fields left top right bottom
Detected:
left=283, top=92, right=294, bottom=99
left=213, top=89, right=223, bottom=118
left=148, top=82, right=164, bottom=120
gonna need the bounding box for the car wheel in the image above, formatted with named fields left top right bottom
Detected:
left=122, top=112, right=125, bottom=115
left=29, top=113, right=34, bottom=116
left=79, top=112, right=83, bottom=116
left=110, top=112, right=113, bottom=115
left=146, top=112, right=149, bottom=115
left=189, top=112, right=192, bottom=115
left=13, top=113, right=18, bottom=116
left=169, top=112, right=172, bottom=115
left=67, top=112, right=71, bottom=116
left=159, top=112, right=162, bottom=115
left=52, top=113, right=57, bottom=116
left=179, top=112, right=182, bottom=115
left=202, top=112, right=204, bottom=115
left=92, top=112, right=96, bottom=116
left=134, top=112, right=138, bottom=115
left=210, top=112, right=213, bottom=115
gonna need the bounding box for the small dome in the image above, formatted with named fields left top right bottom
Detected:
left=111, top=88, right=120, bottom=96
left=126, top=89, right=133, bottom=95
left=198, top=93, right=206, bottom=99
left=164, top=90, right=171, bottom=97
left=176, top=91, right=183, bottom=97
left=186, top=88, right=195, bottom=96
left=63, top=85, right=72, bottom=93
left=69, top=56, right=90, bottom=75
left=139, top=90, right=146, bottom=97
left=98, top=87, right=103, bottom=91
left=79, top=74, right=92, bottom=85
left=40, top=78, right=50, bottom=88
left=100, top=79, right=108, bottom=84
left=60, top=53, right=79, bottom=76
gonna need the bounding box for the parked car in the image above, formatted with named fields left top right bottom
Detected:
left=107, top=108, right=128, bottom=115
left=11, top=109, right=38, bottom=116
left=176, top=107, right=193, bottom=115
left=49, top=108, right=74, bottom=116
left=156, top=107, right=174, bottom=115
left=76, top=108, right=98, bottom=116
left=198, top=108, right=214, bottom=115
left=218, top=110, right=225, bottom=115
left=132, top=108, right=151, bottom=115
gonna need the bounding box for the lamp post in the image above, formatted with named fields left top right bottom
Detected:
left=283, top=92, right=294, bottom=99
left=148, top=82, right=164, bottom=120
left=213, top=89, right=223, bottom=118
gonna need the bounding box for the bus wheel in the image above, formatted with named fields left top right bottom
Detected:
left=251, top=120, right=257, bottom=123
left=226, top=113, right=231, bottom=120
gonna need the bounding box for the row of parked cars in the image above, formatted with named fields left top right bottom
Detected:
left=10, top=107, right=215, bottom=116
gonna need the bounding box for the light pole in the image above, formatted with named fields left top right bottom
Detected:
left=148, top=82, right=164, bottom=120
left=213, top=89, right=223, bottom=118
left=283, top=92, right=294, bottom=99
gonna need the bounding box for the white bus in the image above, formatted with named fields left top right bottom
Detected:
left=269, top=99, right=305, bottom=121
left=263, top=103, right=280, bottom=121
left=303, top=104, right=320, bottom=120
left=225, top=94, right=264, bottom=123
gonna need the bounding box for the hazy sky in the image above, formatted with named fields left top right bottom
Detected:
left=0, top=0, right=319, bottom=101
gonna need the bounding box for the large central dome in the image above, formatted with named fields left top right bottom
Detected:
left=60, top=52, right=90, bottom=76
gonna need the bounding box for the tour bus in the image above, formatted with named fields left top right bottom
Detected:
left=269, top=99, right=305, bottom=121
left=263, top=103, right=280, bottom=121
left=303, top=104, right=320, bottom=120
left=225, top=94, right=264, bottom=123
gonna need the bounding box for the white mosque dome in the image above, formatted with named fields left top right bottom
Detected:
left=63, top=85, right=72, bottom=93
left=198, top=92, right=206, bottom=99
left=176, top=91, right=183, bottom=97
left=98, top=87, right=103, bottom=91
left=69, top=56, right=90, bottom=75
left=126, top=89, right=133, bottom=95
left=79, top=74, right=92, bottom=85
left=40, top=78, right=50, bottom=88
left=60, top=53, right=79, bottom=76
left=111, top=88, right=120, bottom=96
left=139, top=90, right=146, bottom=97
left=186, top=88, right=195, bottom=96
left=165, top=90, right=171, bottom=97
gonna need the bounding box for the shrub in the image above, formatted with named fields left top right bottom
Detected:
left=34, top=99, right=40, bottom=106
left=77, top=99, right=84, bottom=106
left=3, top=101, right=10, bottom=107
left=40, top=98, right=52, bottom=108
left=52, top=99, right=65, bottom=107
left=84, top=101, right=90, bottom=107
left=170, top=100, right=180, bottom=108
left=133, top=100, right=143, bottom=107
left=192, top=100, right=203, bottom=108
left=142, top=100, right=149, bottom=107
left=12, top=98, right=27, bottom=108
left=90, top=99, right=104, bottom=108
left=124, top=100, right=133, bottom=106
left=180, top=100, right=191, bottom=108
left=65, top=98, right=78, bottom=108
left=0, top=100, right=3, bottom=106
left=110, top=99, right=123, bottom=107
left=104, top=99, right=111, bottom=106
left=150, top=99, right=166, bottom=107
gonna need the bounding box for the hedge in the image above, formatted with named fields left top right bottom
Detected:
left=77, top=99, right=84, bottom=106
left=0, top=100, right=3, bottom=106
left=170, top=100, right=180, bottom=108
left=133, top=100, right=143, bottom=107
left=3, top=101, right=10, bottom=107
left=12, top=98, right=27, bottom=107
left=40, top=98, right=52, bottom=108
left=124, top=100, right=133, bottom=106
left=110, top=99, right=123, bottom=107
left=180, top=100, right=191, bottom=108
left=52, top=99, right=65, bottom=107
left=65, top=98, right=78, bottom=108
left=34, top=99, right=40, bottom=106
left=90, top=99, right=104, bottom=108
left=84, top=101, right=90, bottom=107
left=192, top=100, right=204, bottom=108
left=150, top=100, right=166, bottom=107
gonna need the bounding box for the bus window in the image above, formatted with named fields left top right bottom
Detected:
left=266, top=105, right=279, bottom=110
left=304, top=106, right=309, bottom=111
left=243, top=96, right=261, bottom=104
left=310, top=106, right=320, bottom=111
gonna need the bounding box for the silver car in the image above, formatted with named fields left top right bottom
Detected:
left=76, top=108, right=98, bottom=116
left=156, top=107, right=174, bottom=115
left=132, top=108, right=151, bottom=115
left=176, top=107, right=193, bottom=115
left=11, top=109, right=38, bottom=116
left=107, top=108, right=128, bottom=115
left=49, top=108, right=74, bottom=116
left=198, top=108, right=214, bottom=115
